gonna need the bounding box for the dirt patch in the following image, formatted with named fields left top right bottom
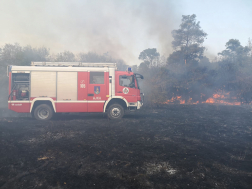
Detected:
left=0, top=104, right=252, bottom=188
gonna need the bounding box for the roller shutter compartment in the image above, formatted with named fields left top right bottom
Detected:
left=57, top=72, right=77, bottom=100
left=31, top=72, right=56, bottom=98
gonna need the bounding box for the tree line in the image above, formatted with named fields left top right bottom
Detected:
left=138, top=14, right=252, bottom=105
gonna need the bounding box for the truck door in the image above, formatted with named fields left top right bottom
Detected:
left=87, top=71, right=108, bottom=112
left=116, top=74, right=138, bottom=103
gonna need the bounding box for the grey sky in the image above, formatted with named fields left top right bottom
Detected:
left=0, top=0, right=251, bottom=64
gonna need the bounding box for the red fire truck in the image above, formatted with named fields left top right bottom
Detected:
left=7, top=62, right=144, bottom=120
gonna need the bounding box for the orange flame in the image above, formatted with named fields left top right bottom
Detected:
left=203, top=91, right=241, bottom=105
left=164, top=91, right=242, bottom=105
left=164, top=96, right=185, bottom=104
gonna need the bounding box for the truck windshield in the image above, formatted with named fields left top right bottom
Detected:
left=135, top=77, right=140, bottom=89
left=135, top=73, right=144, bottom=89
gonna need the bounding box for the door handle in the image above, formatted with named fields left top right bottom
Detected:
left=117, top=91, right=122, bottom=93
left=88, top=94, right=94, bottom=96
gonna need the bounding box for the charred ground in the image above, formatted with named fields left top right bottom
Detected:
left=0, top=104, right=252, bottom=189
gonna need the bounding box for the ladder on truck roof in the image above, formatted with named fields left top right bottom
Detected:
left=31, top=62, right=117, bottom=68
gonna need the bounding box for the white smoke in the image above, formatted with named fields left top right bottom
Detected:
left=0, top=0, right=180, bottom=64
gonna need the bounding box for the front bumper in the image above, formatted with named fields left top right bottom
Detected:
left=137, top=101, right=143, bottom=109
left=138, top=93, right=144, bottom=109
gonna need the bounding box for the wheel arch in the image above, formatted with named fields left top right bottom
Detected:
left=30, top=98, right=56, bottom=113
left=104, top=97, right=128, bottom=112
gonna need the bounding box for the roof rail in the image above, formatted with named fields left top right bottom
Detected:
left=31, top=62, right=117, bottom=68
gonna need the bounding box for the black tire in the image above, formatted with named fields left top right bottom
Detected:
left=33, top=104, right=54, bottom=121
left=107, top=103, right=124, bottom=119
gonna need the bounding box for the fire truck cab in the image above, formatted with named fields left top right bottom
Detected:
left=7, top=62, right=144, bottom=120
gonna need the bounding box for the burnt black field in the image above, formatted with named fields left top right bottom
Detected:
left=0, top=104, right=252, bottom=189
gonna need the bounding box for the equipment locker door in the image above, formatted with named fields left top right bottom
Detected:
left=87, top=71, right=108, bottom=112
left=56, top=72, right=78, bottom=112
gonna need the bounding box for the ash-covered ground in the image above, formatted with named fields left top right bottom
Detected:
left=0, top=104, right=252, bottom=189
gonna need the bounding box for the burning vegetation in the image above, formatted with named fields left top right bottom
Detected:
left=164, top=91, right=242, bottom=106
left=137, top=15, right=252, bottom=107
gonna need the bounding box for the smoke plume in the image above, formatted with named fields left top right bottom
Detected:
left=0, top=0, right=180, bottom=64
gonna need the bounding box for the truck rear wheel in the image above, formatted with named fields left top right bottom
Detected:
left=33, top=104, right=54, bottom=121
left=107, top=103, right=124, bottom=119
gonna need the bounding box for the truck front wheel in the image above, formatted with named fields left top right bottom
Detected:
left=33, top=104, right=54, bottom=121
left=107, top=103, right=124, bottom=119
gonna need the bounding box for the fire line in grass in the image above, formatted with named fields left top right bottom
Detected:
left=164, top=91, right=241, bottom=105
